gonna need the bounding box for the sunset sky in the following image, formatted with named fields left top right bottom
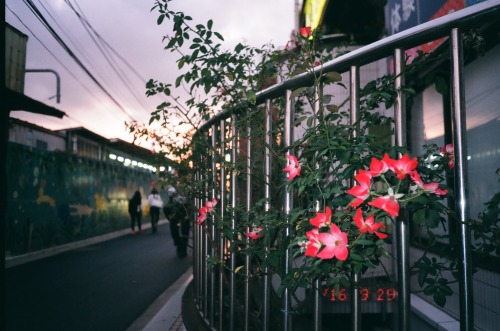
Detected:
left=6, top=0, right=297, bottom=143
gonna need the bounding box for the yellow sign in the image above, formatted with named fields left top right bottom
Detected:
left=304, top=0, right=328, bottom=30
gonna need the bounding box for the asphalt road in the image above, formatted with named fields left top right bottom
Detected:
left=5, top=223, right=191, bottom=331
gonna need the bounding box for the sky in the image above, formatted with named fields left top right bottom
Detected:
left=6, top=0, right=298, bottom=144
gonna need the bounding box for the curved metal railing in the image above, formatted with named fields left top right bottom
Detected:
left=190, top=2, right=500, bottom=331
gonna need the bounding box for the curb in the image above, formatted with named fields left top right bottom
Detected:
left=5, top=219, right=169, bottom=268
left=127, top=267, right=193, bottom=331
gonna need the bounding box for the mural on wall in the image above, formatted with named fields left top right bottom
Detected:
left=6, top=143, right=158, bottom=257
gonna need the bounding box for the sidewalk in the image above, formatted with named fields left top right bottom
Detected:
left=127, top=266, right=192, bottom=331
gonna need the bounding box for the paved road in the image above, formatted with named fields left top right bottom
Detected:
left=5, top=222, right=191, bottom=331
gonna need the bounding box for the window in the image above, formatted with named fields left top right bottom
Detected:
left=76, top=137, right=101, bottom=160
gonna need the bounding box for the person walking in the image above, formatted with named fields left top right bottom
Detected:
left=128, top=190, right=142, bottom=234
left=163, top=189, right=191, bottom=258
left=147, top=187, right=163, bottom=233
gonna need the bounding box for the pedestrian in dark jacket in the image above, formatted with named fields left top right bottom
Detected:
left=128, top=190, right=142, bottom=234
left=163, top=191, right=190, bottom=258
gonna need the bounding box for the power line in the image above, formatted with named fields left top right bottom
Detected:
left=65, top=0, right=189, bottom=117
left=65, top=0, right=152, bottom=114
left=21, top=0, right=136, bottom=120
left=6, top=4, right=103, bottom=105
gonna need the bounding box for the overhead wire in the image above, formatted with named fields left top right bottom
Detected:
left=66, top=0, right=191, bottom=118
left=9, top=0, right=187, bottom=128
left=66, top=0, right=152, bottom=115
left=6, top=4, right=104, bottom=106
left=21, top=0, right=137, bottom=120
left=33, top=0, right=127, bottom=119
left=9, top=2, right=127, bottom=124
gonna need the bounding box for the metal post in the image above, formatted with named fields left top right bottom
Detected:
left=263, top=99, right=272, bottom=331
left=25, top=69, right=61, bottom=103
left=350, top=65, right=362, bottom=331
left=229, top=115, right=238, bottom=331
left=201, top=139, right=209, bottom=318
left=394, top=48, right=410, bottom=331
left=282, top=90, right=294, bottom=331
left=244, top=121, right=252, bottom=331
left=210, top=125, right=217, bottom=327
left=312, top=85, right=322, bottom=331
left=219, top=119, right=226, bottom=331
left=202, top=136, right=210, bottom=318
left=450, top=28, right=474, bottom=331
left=194, top=155, right=200, bottom=308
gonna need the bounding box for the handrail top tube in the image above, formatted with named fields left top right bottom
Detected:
left=195, top=0, right=499, bottom=134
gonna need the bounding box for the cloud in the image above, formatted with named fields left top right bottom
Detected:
left=7, top=0, right=295, bottom=143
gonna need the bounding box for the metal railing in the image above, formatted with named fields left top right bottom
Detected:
left=190, top=2, right=500, bottom=331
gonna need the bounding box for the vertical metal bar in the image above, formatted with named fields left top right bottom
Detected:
left=194, top=154, right=200, bottom=308
left=450, top=28, right=474, bottom=331
left=219, top=119, right=226, bottom=331
left=197, top=149, right=204, bottom=310
left=244, top=121, right=252, bottom=331
left=282, top=90, right=294, bottom=331
left=394, top=47, right=410, bottom=331
left=210, top=125, right=217, bottom=327
left=263, top=99, right=272, bottom=331
left=202, top=133, right=212, bottom=319
left=312, top=85, right=322, bottom=331
left=229, top=115, right=238, bottom=331
left=202, top=139, right=209, bottom=318
left=350, top=65, right=362, bottom=331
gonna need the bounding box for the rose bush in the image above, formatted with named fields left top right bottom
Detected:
left=131, top=0, right=498, bottom=312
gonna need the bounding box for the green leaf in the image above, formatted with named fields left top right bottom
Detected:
left=418, top=270, right=428, bottom=287
left=337, top=150, right=351, bottom=164
left=235, top=43, right=244, bottom=53
left=413, top=208, right=426, bottom=224
left=207, top=19, right=213, bottom=30
left=425, top=209, right=441, bottom=228
left=290, top=87, right=307, bottom=99
left=191, top=49, right=199, bottom=61
left=433, top=291, right=446, bottom=307
left=355, top=239, right=375, bottom=246
left=434, top=75, right=448, bottom=95
left=294, top=116, right=308, bottom=126
left=178, top=58, right=185, bottom=69
left=175, top=75, right=184, bottom=88
left=166, top=38, right=177, bottom=49
left=326, top=105, right=339, bottom=112
left=321, top=95, right=332, bottom=104
left=323, top=71, right=342, bottom=83
left=157, top=15, right=165, bottom=25
left=424, top=284, right=436, bottom=295
left=298, top=185, right=305, bottom=195
left=246, top=90, right=256, bottom=105
left=350, top=253, right=364, bottom=261
left=290, top=68, right=307, bottom=77
left=438, top=283, right=453, bottom=296
left=214, top=32, right=224, bottom=41
left=306, top=116, right=314, bottom=127
left=380, top=92, right=392, bottom=100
